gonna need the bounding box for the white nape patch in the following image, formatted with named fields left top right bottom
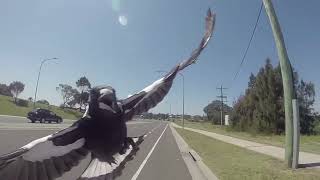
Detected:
left=81, top=145, right=133, bottom=178
left=99, top=102, right=109, bottom=110
left=100, top=89, right=113, bottom=95
left=140, top=77, right=164, bottom=93
left=22, top=138, right=85, bottom=162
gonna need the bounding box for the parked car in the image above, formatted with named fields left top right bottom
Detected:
left=27, top=108, right=63, bottom=123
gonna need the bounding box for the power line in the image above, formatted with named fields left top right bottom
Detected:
left=232, top=2, right=263, bottom=82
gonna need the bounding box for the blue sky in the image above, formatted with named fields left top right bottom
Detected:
left=0, top=0, right=319, bottom=115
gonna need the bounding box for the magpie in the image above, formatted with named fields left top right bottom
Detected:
left=0, top=9, right=215, bottom=180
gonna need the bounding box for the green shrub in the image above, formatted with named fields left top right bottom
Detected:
left=314, top=120, right=320, bottom=135
left=16, top=99, right=29, bottom=107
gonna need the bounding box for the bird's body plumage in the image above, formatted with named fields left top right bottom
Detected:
left=0, top=9, right=215, bottom=180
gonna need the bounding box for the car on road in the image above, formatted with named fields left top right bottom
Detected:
left=27, top=108, right=63, bottom=123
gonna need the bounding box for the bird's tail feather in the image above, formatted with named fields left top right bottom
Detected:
left=79, top=135, right=144, bottom=180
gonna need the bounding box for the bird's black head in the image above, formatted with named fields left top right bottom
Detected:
left=87, top=85, right=122, bottom=120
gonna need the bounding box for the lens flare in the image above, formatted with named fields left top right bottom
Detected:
left=118, top=15, right=128, bottom=26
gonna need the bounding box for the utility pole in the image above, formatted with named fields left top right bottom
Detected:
left=217, top=85, right=228, bottom=126
left=263, top=0, right=295, bottom=168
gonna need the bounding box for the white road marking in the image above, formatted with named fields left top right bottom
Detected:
left=131, top=124, right=168, bottom=180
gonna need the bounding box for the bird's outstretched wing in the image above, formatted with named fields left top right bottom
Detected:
left=120, top=9, right=216, bottom=121
left=0, top=123, right=88, bottom=180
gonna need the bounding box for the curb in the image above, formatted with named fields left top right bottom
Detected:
left=170, top=124, right=219, bottom=180
left=0, top=115, right=27, bottom=119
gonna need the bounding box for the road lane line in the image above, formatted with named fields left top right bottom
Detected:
left=131, top=124, right=168, bottom=180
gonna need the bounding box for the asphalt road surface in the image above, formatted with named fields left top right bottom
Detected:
left=0, top=116, right=192, bottom=180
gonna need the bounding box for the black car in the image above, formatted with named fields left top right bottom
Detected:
left=27, top=108, right=63, bottom=123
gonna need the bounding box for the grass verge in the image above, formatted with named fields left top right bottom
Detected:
left=175, top=120, right=320, bottom=155
left=176, top=128, right=320, bottom=180
left=0, top=95, right=82, bottom=120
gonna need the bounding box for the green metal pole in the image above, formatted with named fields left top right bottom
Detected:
left=292, top=99, right=300, bottom=169
left=262, top=0, right=295, bottom=168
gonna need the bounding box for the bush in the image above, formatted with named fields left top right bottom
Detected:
left=314, top=120, right=320, bottom=135
left=37, top=99, right=50, bottom=105
left=0, top=84, right=12, bottom=97
left=16, top=99, right=29, bottom=107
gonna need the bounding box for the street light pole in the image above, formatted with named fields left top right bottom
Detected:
left=33, top=58, right=58, bottom=109
left=156, top=70, right=185, bottom=127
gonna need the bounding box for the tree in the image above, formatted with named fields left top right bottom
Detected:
left=193, top=115, right=203, bottom=122
left=28, top=97, right=33, bottom=102
left=204, top=100, right=232, bottom=124
left=76, top=76, right=91, bottom=91
left=76, top=76, right=91, bottom=110
left=231, top=59, right=316, bottom=135
left=56, top=84, right=79, bottom=108
left=37, top=99, right=50, bottom=105
left=252, top=59, right=280, bottom=133
left=231, top=59, right=285, bottom=134
left=296, top=80, right=316, bottom=134
left=0, top=84, right=12, bottom=97
left=9, top=81, right=25, bottom=104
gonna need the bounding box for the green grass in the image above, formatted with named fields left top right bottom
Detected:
left=0, top=95, right=82, bottom=120
left=175, top=120, right=320, bottom=155
left=176, top=128, right=320, bottom=180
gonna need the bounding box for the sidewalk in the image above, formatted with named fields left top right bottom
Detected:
left=172, top=123, right=320, bottom=167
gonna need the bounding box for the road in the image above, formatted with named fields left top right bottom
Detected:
left=0, top=116, right=192, bottom=180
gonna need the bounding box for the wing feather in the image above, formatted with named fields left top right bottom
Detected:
left=0, top=125, right=88, bottom=180
left=121, top=9, right=215, bottom=121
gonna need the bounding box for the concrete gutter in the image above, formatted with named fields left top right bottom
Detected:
left=170, top=124, right=219, bottom=180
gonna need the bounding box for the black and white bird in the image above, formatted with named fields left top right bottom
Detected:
left=0, top=9, right=215, bottom=180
